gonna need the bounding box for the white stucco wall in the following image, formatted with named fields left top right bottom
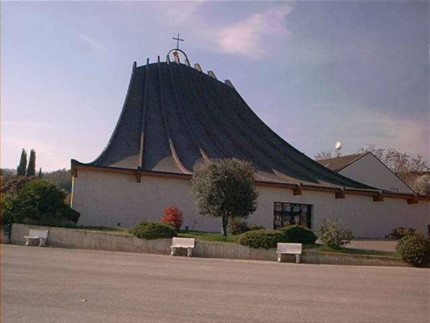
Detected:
left=72, top=169, right=430, bottom=238
left=339, top=153, right=414, bottom=194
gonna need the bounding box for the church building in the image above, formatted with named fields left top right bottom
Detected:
left=71, top=49, right=429, bottom=238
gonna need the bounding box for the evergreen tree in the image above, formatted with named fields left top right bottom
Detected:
left=26, top=149, right=36, bottom=177
left=191, top=159, right=258, bottom=236
left=17, top=149, right=27, bottom=176
left=38, top=168, right=43, bottom=178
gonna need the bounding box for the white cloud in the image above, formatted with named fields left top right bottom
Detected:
left=153, top=1, right=203, bottom=26
left=76, top=32, right=105, bottom=53
left=217, top=4, right=295, bottom=58
left=376, top=112, right=429, bottom=159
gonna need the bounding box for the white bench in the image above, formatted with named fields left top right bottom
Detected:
left=276, top=243, right=302, bottom=263
left=24, top=229, right=49, bottom=247
left=170, top=237, right=195, bottom=257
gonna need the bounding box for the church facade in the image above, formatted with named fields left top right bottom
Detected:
left=71, top=51, right=429, bottom=238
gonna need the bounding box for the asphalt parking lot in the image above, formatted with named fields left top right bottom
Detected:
left=1, top=245, right=429, bottom=323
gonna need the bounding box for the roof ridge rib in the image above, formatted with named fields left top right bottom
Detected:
left=189, top=67, right=276, bottom=182
left=179, top=65, right=229, bottom=159
left=157, top=60, right=191, bottom=174
left=89, top=62, right=137, bottom=166
left=167, top=62, right=209, bottom=162
left=176, top=64, right=226, bottom=159
left=138, top=59, right=149, bottom=168
left=201, top=72, right=318, bottom=184
left=224, top=86, right=367, bottom=188
left=223, top=85, right=333, bottom=182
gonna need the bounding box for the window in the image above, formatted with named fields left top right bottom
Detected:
left=273, top=202, right=312, bottom=229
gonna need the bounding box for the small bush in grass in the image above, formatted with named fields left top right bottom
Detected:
left=318, top=218, right=353, bottom=249
left=238, top=229, right=284, bottom=249
left=386, top=227, right=417, bottom=240
left=396, top=233, right=430, bottom=267
left=161, top=205, right=183, bottom=230
left=247, top=224, right=265, bottom=231
left=130, top=222, right=177, bottom=240
left=281, top=225, right=317, bottom=244
left=229, top=218, right=249, bottom=235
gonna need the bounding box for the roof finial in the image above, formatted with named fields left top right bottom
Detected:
left=172, top=33, right=184, bottom=50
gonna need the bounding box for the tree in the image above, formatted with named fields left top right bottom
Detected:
left=413, top=174, right=430, bottom=196
left=17, top=149, right=27, bottom=176
left=26, top=149, right=36, bottom=177
left=1, top=179, right=80, bottom=226
left=191, top=159, right=258, bottom=236
left=314, top=150, right=335, bottom=160
left=38, top=168, right=43, bottom=178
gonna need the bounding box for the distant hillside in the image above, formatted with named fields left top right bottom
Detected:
left=0, top=168, right=17, bottom=177
left=42, top=169, right=72, bottom=193
left=1, top=168, right=72, bottom=193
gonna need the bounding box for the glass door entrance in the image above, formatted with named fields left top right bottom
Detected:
left=273, top=202, right=312, bottom=230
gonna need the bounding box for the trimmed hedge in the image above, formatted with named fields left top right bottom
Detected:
left=129, top=222, right=177, bottom=240
left=247, top=224, right=265, bottom=231
left=396, top=233, right=430, bottom=267
left=238, top=225, right=318, bottom=249
left=238, top=229, right=285, bottom=249
left=280, top=225, right=317, bottom=244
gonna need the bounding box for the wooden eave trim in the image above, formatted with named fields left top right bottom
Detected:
left=70, top=163, right=429, bottom=202
left=382, top=192, right=418, bottom=200
left=72, top=163, right=192, bottom=180
left=300, top=184, right=342, bottom=194
left=373, top=194, right=384, bottom=202
left=254, top=180, right=297, bottom=190
left=335, top=191, right=346, bottom=199
left=343, top=188, right=379, bottom=197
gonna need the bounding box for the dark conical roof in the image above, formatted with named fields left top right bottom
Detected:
left=76, top=59, right=370, bottom=189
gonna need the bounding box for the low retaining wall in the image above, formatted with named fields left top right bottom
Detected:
left=11, top=223, right=171, bottom=255
left=11, top=223, right=407, bottom=267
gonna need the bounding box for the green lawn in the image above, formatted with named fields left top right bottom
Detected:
left=60, top=225, right=400, bottom=258
left=63, top=224, right=130, bottom=235
left=179, top=230, right=399, bottom=257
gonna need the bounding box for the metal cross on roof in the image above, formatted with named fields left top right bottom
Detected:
left=172, top=33, right=184, bottom=50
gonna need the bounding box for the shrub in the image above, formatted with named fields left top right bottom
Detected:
left=161, top=205, right=183, bottom=230
left=396, top=233, right=430, bottom=267
left=0, top=180, right=79, bottom=226
left=229, top=218, right=249, bottom=235
left=386, top=227, right=417, bottom=240
left=247, top=224, right=265, bottom=231
left=281, top=225, right=317, bottom=244
left=318, top=218, right=353, bottom=249
left=238, top=229, right=285, bottom=249
left=130, top=222, right=177, bottom=240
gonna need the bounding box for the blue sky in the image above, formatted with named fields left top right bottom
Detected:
left=2, top=1, right=429, bottom=171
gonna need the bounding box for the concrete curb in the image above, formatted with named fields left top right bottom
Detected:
left=10, top=223, right=407, bottom=267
